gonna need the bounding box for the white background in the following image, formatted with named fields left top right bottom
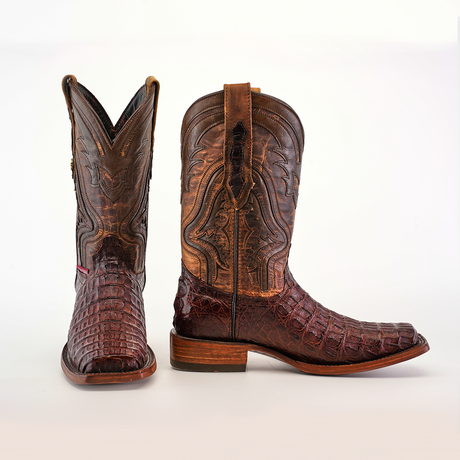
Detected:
left=0, top=1, right=459, bottom=459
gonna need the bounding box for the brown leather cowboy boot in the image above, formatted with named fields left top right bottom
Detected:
left=61, top=75, right=159, bottom=384
left=171, top=83, right=429, bottom=374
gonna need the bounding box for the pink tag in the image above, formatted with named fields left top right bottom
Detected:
left=77, top=265, right=89, bottom=275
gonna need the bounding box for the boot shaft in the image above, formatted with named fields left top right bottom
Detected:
left=180, top=84, right=304, bottom=296
left=62, top=75, right=159, bottom=275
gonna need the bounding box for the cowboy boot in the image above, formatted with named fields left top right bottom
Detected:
left=61, top=75, right=159, bottom=384
left=171, top=83, right=429, bottom=375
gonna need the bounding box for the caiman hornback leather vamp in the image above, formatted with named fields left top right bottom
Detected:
left=171, top=83, right=429, bottom=375
left=61, top=75, right=159, bottom=384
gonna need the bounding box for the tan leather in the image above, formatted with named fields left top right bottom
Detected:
left=223, top=82, right=254, bottom=209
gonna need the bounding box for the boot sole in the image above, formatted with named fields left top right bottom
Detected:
left=170, top=329, right=429, bottom=375
left=61, top=344, right=157, bottom=385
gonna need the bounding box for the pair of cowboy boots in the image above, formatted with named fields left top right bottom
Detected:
left=61, top=76, right=429, bottom=384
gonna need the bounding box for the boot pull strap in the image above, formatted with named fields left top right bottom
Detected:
left=145, top=76, right=160, bottom=142
left=62, top=75, right=78, bottom=180
left=223, top=83, right=255, bottom=209
left=145, top=76, right=160, bottom=182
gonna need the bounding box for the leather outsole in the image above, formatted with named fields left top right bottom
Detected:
left=170, top=329, right=429, bottom=375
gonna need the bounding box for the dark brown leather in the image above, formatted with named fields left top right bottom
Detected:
left=174, top=84, right=419, bottom=364
left=69, top=237, right=148, bottom=373
left=63, top=75, right=159, bottom=374
left=174, top=265, right=417, bottom=364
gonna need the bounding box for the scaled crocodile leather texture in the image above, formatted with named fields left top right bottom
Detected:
left=63, top=76, right=158, bottom=374
left=174, top=84, right=419, bottom=366
left=174, top=265, right=417, bottom=364
left=68, top=238, right=147, bottom=373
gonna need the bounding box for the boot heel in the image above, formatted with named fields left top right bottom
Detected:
left=170, top=329, right=248, bottom=372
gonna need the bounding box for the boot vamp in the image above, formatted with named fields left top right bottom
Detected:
left=174, top=265, right=418, bottom=366
left=67, top=257, right=147, bottom=374
left=236, top=276, right=418, bottom=365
